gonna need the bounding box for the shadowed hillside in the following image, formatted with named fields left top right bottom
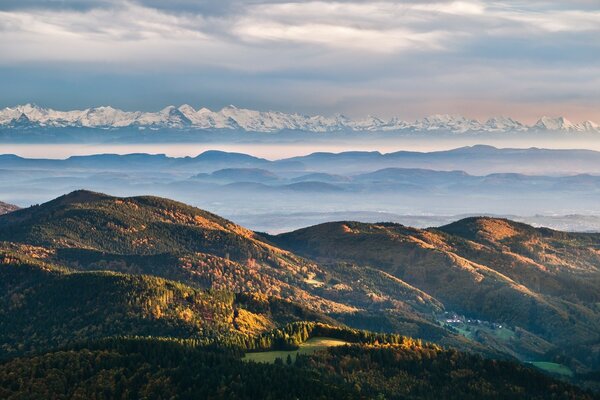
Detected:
left=0, top=247, right=269, bottom=358
left=1, top=336, right=597, bottom=400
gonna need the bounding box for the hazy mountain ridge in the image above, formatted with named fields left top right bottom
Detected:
left=0, top=201, right=18, bottom=215
left=5, top=146, right=600, bottom=234
left=3, top=145, right=600, bottom=174
left=2, top=104, right=599, bottom=133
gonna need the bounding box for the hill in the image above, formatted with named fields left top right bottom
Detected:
left=0, top=191, right=600, bottom=380
left=0, top=191, right=472, bottom=350
left=1, top=191, right=600, bottom=395
left=271, top=218, right=600, bottom=371
left=194, top=168, right=280, bottom=183
left=0, top=246, right=280, bottom=358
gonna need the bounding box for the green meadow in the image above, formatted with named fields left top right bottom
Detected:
left=529, top=362, right=574, bottom=377
left=243, top=337, right=349, bottom=363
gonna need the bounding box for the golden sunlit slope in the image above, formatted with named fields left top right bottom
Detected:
left=0, top=246, right=270, bottom=358
left=271, top=219, right=600, bottom=366
left=435, top=217, right=600, bottom=305
left=0, top=191, right=353, bottom=314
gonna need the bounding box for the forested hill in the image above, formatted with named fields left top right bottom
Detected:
left=1, top=190, right=599, bottom=397
left=1, top=337, right=597, bottom=400
left=0, top=190, right=470, bottom=348
left=271, top=218, right=600, bottom=371
left=0, top=190, right=272, bottom=257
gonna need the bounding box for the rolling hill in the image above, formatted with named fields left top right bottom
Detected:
left=0, top=191, right=469, bottom=350
left=271, top=219, right=600, bottom=370
left=0, top=248, right=240, bottom=357
left=1, top=190, right=600, bottom=394
left=194, top=168, right=281, bottom=183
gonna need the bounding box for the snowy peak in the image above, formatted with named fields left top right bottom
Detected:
left=0, top=104, right=598, bottom=134
left=158, top=106, right=192, bottom=127
left=534, top=116, right=575, bottom=131
left=532, top=116, right=597, bottom=132
left=415, top=114, right=483, bottom=133
left=581, top=120, right=599, bottom=131
left=80, top=106, right=138, bottom=127
left=484, top=116, right=525, bottom=132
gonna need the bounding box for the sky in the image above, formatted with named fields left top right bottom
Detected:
left=0, top=0, right=599, bottom=122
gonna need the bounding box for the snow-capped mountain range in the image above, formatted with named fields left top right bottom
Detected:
left=1, top=104, right=598, bottom=134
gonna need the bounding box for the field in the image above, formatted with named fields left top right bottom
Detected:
left=243, top=337, right=350, bottom=363
left=529, top=362, right=574, bottom=377
left=442, top=320, right=515, bottom=343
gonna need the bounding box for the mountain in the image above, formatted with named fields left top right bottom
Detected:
left=1, top=104, right=598, bottom=133
left=413, top=114, right=483, bottom=133
left=353, top=168, right=470, bottom=185
left=0, top=191, right=338, bottom=309
left=0, top=201, right=18, bottom=215
left=0, top=248, right=252, bottom=356
left=483, top=116, right=526, bottom=132
left=270, top=218, right=600, bottom=371
left=291, top=173, right=351, bottom=183
left=5, top=145, right=600, bottom=175
left=286, top=145, right=600, bottom=175
left=2, top=191, right=600, bottom=396
left=0, top=191, right=468, bottom=351
left=532, top=117, right=600, bottom=132
left=6, top=147, right=600, bottom=236
left=194, top=168, right=280, bottom=183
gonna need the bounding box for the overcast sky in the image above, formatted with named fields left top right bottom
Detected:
left=1, top=0, right=599, bottom=122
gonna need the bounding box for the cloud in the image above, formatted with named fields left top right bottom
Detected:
left=0, top=0, right=598, bottom=121
left=0, top=0, right=114, bottom=12
left=2, top=1, right=597, bottom=59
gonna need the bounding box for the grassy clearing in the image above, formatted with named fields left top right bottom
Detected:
left=450, top=323, right=515, bottom=342
left=529, top=362, right=574, bottom=377
left=243, top=337, right=349, bottom=363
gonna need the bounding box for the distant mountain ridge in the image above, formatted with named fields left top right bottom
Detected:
left=1, top=103, right=599, bottom=133
left=0, top=201, right=18, bottom=215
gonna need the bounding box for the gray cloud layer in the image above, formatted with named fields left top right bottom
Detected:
left=0, top=0, right=599, bottom=121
